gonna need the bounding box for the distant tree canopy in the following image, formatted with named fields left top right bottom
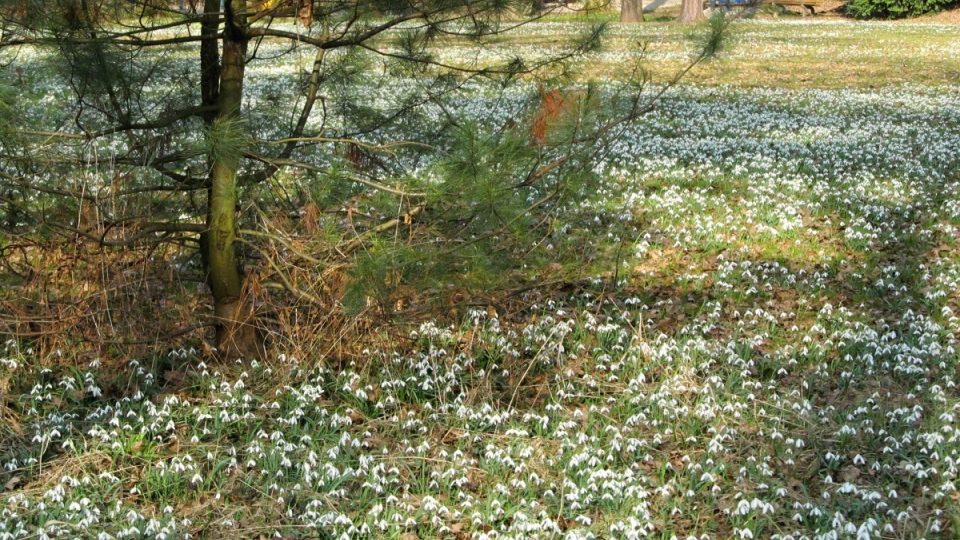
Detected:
left=846, top=0, right=956, bottom=17
left=0, top=0, right=726, bottom=358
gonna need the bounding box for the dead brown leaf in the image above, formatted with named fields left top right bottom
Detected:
left=4, top=476, right=22, bottom=491
left=840, top=465, right=860, bottom=483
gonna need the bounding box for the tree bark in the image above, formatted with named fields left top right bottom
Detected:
left=206, top=0, right=258, bottom=358
left=199, top=0, right=220, bottom=123
left=297, top=0, right=313, bottom=26
left=679, top=0, right=705, bottom=22
left=621, top=0, right=644, bottom=22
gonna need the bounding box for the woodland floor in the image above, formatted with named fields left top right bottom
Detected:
left=3, top=14, right=960, bottom=540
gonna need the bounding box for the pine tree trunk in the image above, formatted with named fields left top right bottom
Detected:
left=621, top=0, right=644, bottom=22
left=679, top=0, right=705, bottom=22
left=206, top=0, right=257, bottom=359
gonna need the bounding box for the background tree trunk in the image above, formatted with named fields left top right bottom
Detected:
left=621, top=0, right=644, bottom=22
left=296, top=0, right=313, bottom=26
left=207, top=0, right=258, bottom=358
left=200, top=0, right=220, bottom=122
left=679, top=0, right=705, bottom=21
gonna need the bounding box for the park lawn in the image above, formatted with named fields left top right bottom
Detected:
left=441, top=18, right=960, bottom=87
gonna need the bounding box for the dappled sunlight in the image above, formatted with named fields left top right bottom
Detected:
left=5, top=79, right=960, bottom=539
left=2, top=6, right=960, bottom=540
